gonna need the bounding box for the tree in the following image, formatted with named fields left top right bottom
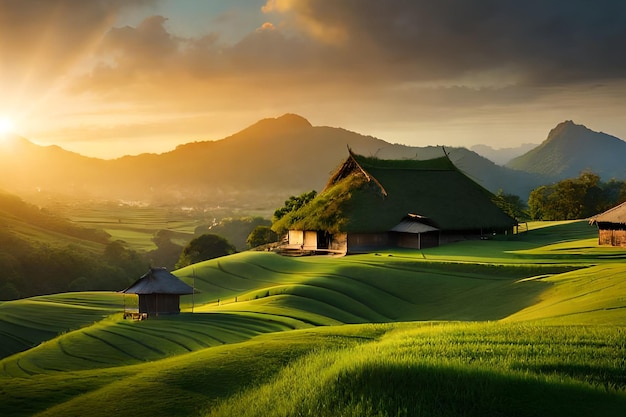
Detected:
left=528, top=186, right=549, bottom=220
left=148, top=230, right=183, bottom=270
left=492, top=190, right=529, bottom=221
left=176, top=234, right=236, bottom=269
left=273, top=190, right=317, bottom=222
left=247, top=226, right=278, bottom=248
left=206, top=216, right=271, bottom=250
left=527, top=172, right=626, bottom=220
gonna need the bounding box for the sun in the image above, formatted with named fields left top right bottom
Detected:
left=0, top=116, right=15, bottom=136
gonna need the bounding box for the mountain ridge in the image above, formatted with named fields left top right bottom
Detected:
left=470, top=143, right=538, bottom=165
left=506, top=120, right=626, bottom=179
left=2, top=115, right=623, bottom=209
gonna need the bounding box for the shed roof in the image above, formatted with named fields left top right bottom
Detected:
left=589, top=201, right=626, bottom=225
left=275, top=151, right=517, bottom=234
left=391, top=215, right=439, bottom=234
left=122, top=267, right=193, bottom=295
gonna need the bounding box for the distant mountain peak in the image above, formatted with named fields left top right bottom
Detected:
left=274, top=113, right=312, bottom=127
left=226, top=113, right=313, bottom=142
left=250, top=113, right=311, bottom=131
left=507, top=120, right=626, bottom=179
left=546, top=120, right=587, bottom=141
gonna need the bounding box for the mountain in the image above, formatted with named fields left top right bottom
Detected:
left=471, top=143, right=537, bottom=165
left=506, top=121, right=626, bottom=180
left=0, top=114, right=546, bottom=209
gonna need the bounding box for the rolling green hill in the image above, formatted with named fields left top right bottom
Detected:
left=1, top=221, right=625, bottom=416
left=0, top=190, right=149, bottom=300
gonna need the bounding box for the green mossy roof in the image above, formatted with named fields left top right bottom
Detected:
left=278, top=153, right=517, bottom=234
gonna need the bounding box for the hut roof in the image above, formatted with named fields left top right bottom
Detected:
left=589, top=201, right=626, bottom=225
left=274, top=151, right=517, bottom=234
left=391, top=214, right=440, bottom=233
left=122, top=267, right=193, bottom=295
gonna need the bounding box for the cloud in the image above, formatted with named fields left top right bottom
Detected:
left=73, top=12, right=328, bottom=102
left=0, top=1, right=152, bottom=81
left=79, top=0, right=626, bottom=102
left=5, top=1, right=626, bottom=156
left=261, top=0, right=626, bottom=86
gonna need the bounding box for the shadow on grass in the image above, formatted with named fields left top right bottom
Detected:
left=261, top=363, right=626, bottom=417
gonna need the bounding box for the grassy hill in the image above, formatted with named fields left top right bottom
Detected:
left=0, top=191, right=150, bottom=299
left=1, top=221, right=625, bottom=416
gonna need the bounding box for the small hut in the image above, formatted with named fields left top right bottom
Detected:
left=589, top=201, right=626, bottom=247
left=122, top=267, right=193, bottom=319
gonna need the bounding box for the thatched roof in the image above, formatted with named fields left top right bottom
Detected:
left=122, top=268, right=193, bottom=295
left=274, top=151, right=517, bottom=234
left=589, top=201, right=626, bottom=225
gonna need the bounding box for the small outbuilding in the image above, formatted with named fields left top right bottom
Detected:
left=122, top=267, right=194, bottom=318
left=589, top=201, right=626, bottom=247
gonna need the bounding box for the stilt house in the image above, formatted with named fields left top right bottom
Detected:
left=122, top=267, right=193, bottom=318
left=273, top=150, right=517, bottom=254
left=589, top=201, right=626, bottom=247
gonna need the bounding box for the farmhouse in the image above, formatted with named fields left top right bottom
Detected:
left=589, top=201, right=626, bottom=247
left=274, top=150, right=517, bottom=254
left=122, top=267, right=193, bottom=318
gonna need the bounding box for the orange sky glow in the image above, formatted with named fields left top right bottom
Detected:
left=1, top=0, right=626, bottom=159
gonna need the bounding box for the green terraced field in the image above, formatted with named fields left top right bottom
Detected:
left=1, top=220, right=625, bottom=416
left=65, top=203, right=205, bottom=251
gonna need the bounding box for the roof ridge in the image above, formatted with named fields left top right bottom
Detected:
left=348, top=148, right=388, bottom=197
left=589, top=200, right=626, bottom=223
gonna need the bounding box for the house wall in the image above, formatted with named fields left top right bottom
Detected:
left=347, top=233, right=389, bottom=252
left=330, top=233, right=348, bottom=252
left=138, top=294, right=181, bottom=315
left=598, top=229, right=626, bottom=247
left=439, top=230, right=485, bottom=245
left=303, top=231, right=318, bottom=250
left=393, top=231, right=440, bottom=249
left=288, top=230, right=304, bottom=246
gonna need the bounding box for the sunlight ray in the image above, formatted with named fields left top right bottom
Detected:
left=7, top=3, right=119, bottom=128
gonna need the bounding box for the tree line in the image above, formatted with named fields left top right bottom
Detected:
left=527, top=172, right=626, bottom=221
left=491, top=171, right=626, bottom=222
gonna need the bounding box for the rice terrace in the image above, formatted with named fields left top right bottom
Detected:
left=1, top=220, right=625, bottom=417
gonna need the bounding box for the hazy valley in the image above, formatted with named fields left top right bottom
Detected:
left=3, top=115, right=625, bottom=216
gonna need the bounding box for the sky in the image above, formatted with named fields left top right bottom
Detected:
left=1, top=0, right=625, bottom=159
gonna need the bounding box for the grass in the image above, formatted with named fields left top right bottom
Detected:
left=0, top=220, right=625, bottom=416
left=1, top=313, right=297, bottom=377
left=204, top=322, right=626, bottom=417
left=2, top=322, right=622, bottom=417
left=0, top=292, right=124, bottom=359
left=64, top=203, right=204, bottom=250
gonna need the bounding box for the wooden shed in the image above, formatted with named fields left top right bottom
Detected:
left=273, top=150, right=518, bottom=254
left=589, top=201, right=626, bottom=247
left=122, top=267, right=194, bottom=318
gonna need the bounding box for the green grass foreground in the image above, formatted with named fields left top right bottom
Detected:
left=1, top=221, right=625, bottom=416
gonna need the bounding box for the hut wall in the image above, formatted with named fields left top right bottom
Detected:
left=288, top=230, right=304, bottom=247
left=598, top=229, right=626, bottom=247
left=392, top=231, right=439, bottom=249
left=303, top=231, right=318, bottom=250
left=330, top=233, right=348, bottom=252
left=138, top=294, right=181, bottom=315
